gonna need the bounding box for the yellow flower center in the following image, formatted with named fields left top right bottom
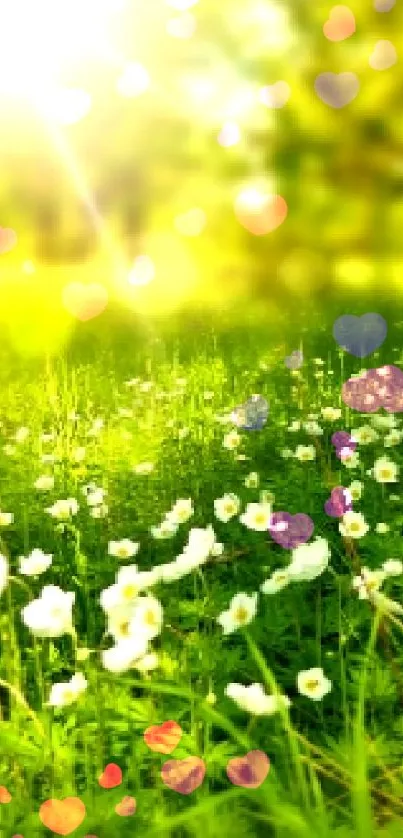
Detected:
left=144, top=609, right=157, bottom=626
left=122, top=583, right=138, bottom=600
left=305, top=679, right=319, bottom=691
left=234, top=606, right=249, bottom=624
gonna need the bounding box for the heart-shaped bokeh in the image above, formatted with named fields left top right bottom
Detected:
left=333, top=313, right=387, bottom=357
left=39, top=798, right=86, bottom=836
left=259, top=81, right=291, bottom=109
left=226, top=750, right=270, bottom=789
left=285, top=350, right=303, bottom=370
left=314, top=72, right=360, bottom=108
left=369, top=40, right=397, bottom=70
left=268, top=512, right=314, bottom=549
left=115, top=796, right=136, bottom=816
left=231, top=395, right=269, bottom=431
left=144, top=720, right=183, bottom=754
left=342, top=365, right=403, bottom=413
left=331, top=431, right=357, bottom=460
left=374, top=0, right=395, bottom=10
left=0, top=786, right=11, bottom=803
left=324, top=487, right=353, bottom=517
left=323, top=5, right=356, bottom=41
left=235, top=192, right=288, bottom=235
left=62, top=282, right=108, bottom=322
left=161, top=756, right=206, bottom=795
left=0, top=227, right=17, bottom=254
left=98, top=763, right=122, bottom=789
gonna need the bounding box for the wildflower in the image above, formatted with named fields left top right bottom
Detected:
left=288, top=421, right=301, bottom=432
left=351, top=425, right=377, bottom=445
left=225, top=682, right=290, bottom=715
left=339, top=511, right=369, bottom=539
left=90, top=504, right=108, bottom=519
left=342, top=451, right=360, bottom=469
left=303, top=421, right=323, bottom=436
left=150, top=520, right=178, bottom=539
left=166, top=498, right=194, bottom=525
left=352, top=567, right=386, bottom=600
left=133, top=462, right=154, bottom=475
left=217, top=592, right=258, bottom=634
left=373, top=457, right=399, bottom=483
left=108, top=539, right=140, bottom=560
left=375, top=523, right=389, bottom=534
left=34, top=475, right=54, bottom=490
left=371, top=414, right=397, bottom=430
left=86, top=487, right=106, bottom=507
left=321, top=407, right=342, bottom=421
left=295, top=445, right=316, bottom=462
left=244, top=472, right=259, bottom=489
left=288, top=537, right=330, bottom=582
left=47, top=673, right=87, bottom=707
left=184, top=526, right=216, bottom=563
left=348, top=481, right=363, bottom=501
left=134, top=652, right=159, bottom=673
left=383, top=559, right=403, bottom=576
left=223, top=430, right=242, bottom=450
left=0, top=511, right=13, bottom=527
left=46, top=498, right=78, bottom=520
left=22, top=586, right=75, bottom=637
left=240, top=502, right=272, bottom=531
left=102, top=636, right=150, bottom=673
left=384, top=429, right=402, bottom=447
left=297, top=667, right=331, bottom=701
left=261, top=568, right=291, bottom=594
left=19, top=548, right=52, bottom=576
left=214, top=493, right=241, bottom=523
left=129, top=595, right=163, bottom=640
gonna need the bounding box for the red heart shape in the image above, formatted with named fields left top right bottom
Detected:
left=235, top=193, right=287, bottom=236
left=323, top=5, right=356, bottom=41
left=226, top=750, right=270, bottom=788
left=39, top=798, right=86, bottom=835
left=144, top=720, right=183, bottom=754
left=0, top=227, right=17, bottom=254
left=115, top=796, right=136, bottom=816
left=161, top=756, right=206, bottom=794
left=98, top=763, right=122, bottom=789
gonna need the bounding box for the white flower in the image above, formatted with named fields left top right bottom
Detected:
left=348, top=481, right=363, bottom=501
left=295, top=445, right=316, bottom=462
left=86, top=487, right=106, bottom=507
left=297, top=667, right=332, bottom=701
left=384, top=430, right=402, bottom=447
left=129, top=595, right=163, bottom=640
left=133, top=462, right=154, bottom=475
left=321, top=407, right=342, bottom=421
left=102, top=636, right=149, bottom=673
left=217, top=592, right=258, bottom=634
left=225, top=682, right=290, bottom=715
left=373, top=457, right=399, bottom=484
left=90, top=504, right=108, bottom=519
left=342, top=451, right=360, bottom=469
left=339, top=511, right=369, bottom=540
left=134, top=652, right=159, bottom=673
left=158, top=561, right=187, bottom=582
left=184, top=525, right=216, bottom=563
left=288, top=537, right=330, bottom=582
left=383, top=559, right=403, bottom=577
left=0, top=511, right=13, bottom=527
left=19, top=548, right=52, bottom=576
left=22, top=585, right=75, bottom=637
left=166, top=498, right=194, bottom=525
left=214, top=493, right=241, bottom=523
left=288, top=421, right=301, bottom=432
left=108, top=539, right=140, bottom=560
left=375, top=523, right=389, bottom=534
left=352, top=567, right=386, bottom=600
left=261, top=568, right=291, bottom=594
left=303, top=421, right=323, bottom=436
left=0, top=554, right=8, bottom=596
left=240, top=502, right=272, bottom=531
left=46, top=498, right=78, bottom=520
left=150, top=519, right=179, bottom=539
left=351, top=425, right=378, bottom=445
left=34, top=475, right=54, bottom=490
left=223, top=430, right=242, bottom=450
left=244, top=472, right=259, bottom=489
left=47, top=673, right=87, bottom=707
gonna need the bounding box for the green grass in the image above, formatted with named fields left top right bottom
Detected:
left=0, top=300, right=403, bottom=836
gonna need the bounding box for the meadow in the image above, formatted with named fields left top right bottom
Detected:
left=0, top=299, right=402, bottom=836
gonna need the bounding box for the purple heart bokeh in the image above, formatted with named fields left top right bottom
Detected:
left=342, top=365, right=403, bottom=413
left=331, top=431, right=357, bottom=460
left=333, top=313, right=387, bottom=358
left=324, top=487, right=353, bottom=518
left=268, top=512, right=314, bottom=549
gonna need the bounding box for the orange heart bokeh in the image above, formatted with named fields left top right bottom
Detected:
left=161, top=756, right=206, bottom=794
left=235, top=193, right=288, bottom=236
left=144, top=720, right=183, bottom=754
left=226, top=750, right=270, bottom=789
left=323, top=5, right=356, bottom=41
left=115, top=796, right=136, bottom=816
left=39, top=797, right=86, bottom=835
left=62, top=282, right=108, bottom=322
left=98, top=763, right=122, bottom=789
left=0, top=227, right=17, bottom=254
left=0, top=786, right=12, bottom=803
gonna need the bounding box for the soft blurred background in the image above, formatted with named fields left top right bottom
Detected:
left=0, top=0, right=402, bottom=356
